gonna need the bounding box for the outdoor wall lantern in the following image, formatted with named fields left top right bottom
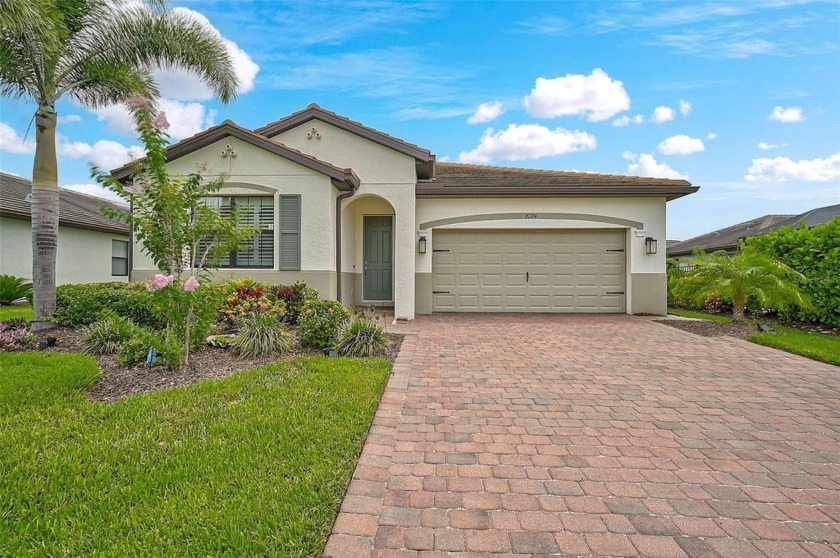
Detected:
left=418, top=235, right=427, bottom=254
left=645, top=236, right=658, bottom=255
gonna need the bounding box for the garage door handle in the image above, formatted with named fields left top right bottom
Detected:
left=433, top=290, right=450, bottom=294
left=526, top=271, right=529, bottom=282
left=433, top=249, right=449, bottom=253
left=606, top=249, right=625, bottom=252
left=606, top=291, right=625, bottom=295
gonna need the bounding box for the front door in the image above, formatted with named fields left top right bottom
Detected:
left=363, top=216, right=393, bottom=301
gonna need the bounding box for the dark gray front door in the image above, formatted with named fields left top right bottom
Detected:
left=363, top=216, right=393, bottom=301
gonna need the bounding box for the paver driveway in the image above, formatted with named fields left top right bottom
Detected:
left=324, top=314, right=840, bottom=558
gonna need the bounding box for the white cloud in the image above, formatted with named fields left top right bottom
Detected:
left=652, top=106, right=675, bottom=123
left=467, top=101, right=504, bottom=124
left=523, top=69, right=630, bottom=121
left=87, top=141, right=144, bottom=170
left=625, top=152, right=688, bottom=179
left=658, top=134, right=704, bottom=155
left=679, top=99, right=691, bottom=116
left=438, top=155, right=451, bottom=163
left=458, top=123, right=596, bottom=163
left=769, top=106, right=803, bottom=123
left=57, top=114, right=82, bottom=124
left=61, top=183, right=124, bottom=203
left=621, top=150, right=636, bottom=161
left=612, top=114, right=644, bottom=127
left=0, top=122, right=35, bottom=154
left=745, top=152, right=840, bottom=182
left=155, top=8, right=259, bottom=100
left=707, top=132, right=718, bottom=139
left=757, top=142, right=780, bottom=150
left=91, top=99, right=216, bottom=140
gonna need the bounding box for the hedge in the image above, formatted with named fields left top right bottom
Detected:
left=53, top=283, right=158, bottom=327
left=747, top=216, right=840, bottom=327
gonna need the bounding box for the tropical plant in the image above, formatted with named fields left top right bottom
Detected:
left=267, top=281, right=319, bottom=324
left=219, top=282, right=286, bottom=325
left=0, top=275, right=32, bottom=306
left=231, top=313, right=291, bottom=358
left=0, top=323, right=36, bottom=352
left=0, top=0, right=238, bottom=327
left=335, top=309, right=387, bottom=357
left=117, top=328, right=181, bottom=369
left=675, top=246, right=812, bottom=322
left=297, top=299, right=351, bottom=348
left=80, top=312, right=137, bottom=355
left=94, top=105, right=253, bottom=367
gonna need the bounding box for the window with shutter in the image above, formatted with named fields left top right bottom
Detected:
left=279, top=195, right=301, bottom=270
left=203, top=196, right=274, bottom=269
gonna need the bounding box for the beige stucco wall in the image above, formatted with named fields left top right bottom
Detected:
left=415, top=197, right=668, bottom=315
left=0, top=217, right=129, bottom=284
left=133, top=137, right=337, bottom=282
left=273, top=119, right=418, bottom=319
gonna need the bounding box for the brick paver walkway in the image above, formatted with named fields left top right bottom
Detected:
left=324, top=314, right=840, bottom=557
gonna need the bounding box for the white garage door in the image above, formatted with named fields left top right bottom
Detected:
left=432, top=229, right=626, bottom=312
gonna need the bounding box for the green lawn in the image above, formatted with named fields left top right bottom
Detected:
left=667, top=307, right=733, bottom=323
left=750, top=325, right=840, bottom=367
left=0, top=305, right=33, bottom=321
left=0, top=352, right=390, bottom=557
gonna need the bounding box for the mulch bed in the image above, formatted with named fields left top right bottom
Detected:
left=36, top=327, right=404, bottom=403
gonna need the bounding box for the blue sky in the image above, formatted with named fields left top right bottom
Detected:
left=1, top=0, right=838, bottom=239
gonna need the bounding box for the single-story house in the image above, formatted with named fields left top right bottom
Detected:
left=753, top=204, right=839, bottom=234
left=112, top=104, right=698, bottom=320
left=0, top=172, right=130, bottom=284
left=666, top=214, right=793, bottom=258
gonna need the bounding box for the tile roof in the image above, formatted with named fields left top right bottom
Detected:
left=666, top=214, right=793, bottom=257
left=0, top=172, right=129, bottom=235
left=417, top=162, right=699, bottom=200
left=754, top=204, right=839, bottom=234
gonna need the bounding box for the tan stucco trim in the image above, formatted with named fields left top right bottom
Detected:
left=415, top=272, right=433, bottom=314
left=419, top=212, right=644, bottom=230
left=630, top=273, right=667, bottom=315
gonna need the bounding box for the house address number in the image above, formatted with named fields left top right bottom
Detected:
left=524, top=213, right=537, bottom=219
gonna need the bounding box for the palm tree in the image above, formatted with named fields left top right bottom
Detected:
left=676, top=246, right=811, bottom=322
left=0, top=0, right=238, bottom=328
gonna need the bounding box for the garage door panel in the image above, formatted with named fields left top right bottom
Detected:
left=433, top=229, right=625, bottom=312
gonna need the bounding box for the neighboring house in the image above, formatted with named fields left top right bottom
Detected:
left=112, top=104, right=698, bottom=319
left=666, top=214, right=794, bottom=259
left=753, top=204, right=840, bottom=234
left=0, top=172, right=130, bottom=284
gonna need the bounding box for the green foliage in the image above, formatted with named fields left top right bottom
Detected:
left=80, top=312, right=137, bottom=355
left=666, top=260, right=686, bottom=307
left=219, top=281, right=286, bottom=324
left=0, top=355, right=389, bottom=556
left=749, top=325, right=840, bottom=366
left=267, top=281, right=319, bottom=324
left=54, top=282, right=157, bottom=327
left=667, top=308, right=734, bottom=324
left=747, top=217, right=840, bottom=326
left=675, top=246, right=811, bottom=322
left=231, top=314, right=292, bottom=358
left=336, top=309, right=388, bottom=357
left=297, top=299, right=351, bottom=348
left=0, top=275, right=32, bottom=305
left=117, top=328, right=182, bottom=370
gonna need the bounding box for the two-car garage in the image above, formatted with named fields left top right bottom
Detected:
left=431, top=229, right=626, bottom=313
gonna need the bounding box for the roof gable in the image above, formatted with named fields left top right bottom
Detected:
left=0, top=173, right=129, bottom=235
left=255, top=104, right=435, bottom=179
left=111, top=120, right=360, bottom=191
left=666, top=214, right=794, bottom=257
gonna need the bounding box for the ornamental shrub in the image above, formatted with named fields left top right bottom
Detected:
left=335, top=309, right=387, bottom=357
left=267, top=281, right=318, bottom=324
left=0, top=275, right=32, bottom=305
left=0, top=323, right=36, bottom=352
left=80, top=312, right=137, bottom=355
left=53, top=282, right=157, bottom=327
left=117, top=328, right=182, bottom=369
left=219, top=281, right=286, bottom=325
left=747, top=217, right=840, bottom=326
left=231, top=313, right=292, bottom=358
left=297, top=299, right=351, bottom=348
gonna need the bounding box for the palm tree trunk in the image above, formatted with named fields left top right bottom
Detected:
left=732, top=304, right=746, bottom=323
left=30, top=104, right=59, bottom=330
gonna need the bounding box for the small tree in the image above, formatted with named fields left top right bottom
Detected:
left=93, top=102, right=254, bottom=367
left=676, top=245, right=812, bottom=322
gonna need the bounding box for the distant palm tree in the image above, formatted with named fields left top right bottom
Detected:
left=676, top=246, right=811, bottom=322
left=0, top=0, right=238, bottom=328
